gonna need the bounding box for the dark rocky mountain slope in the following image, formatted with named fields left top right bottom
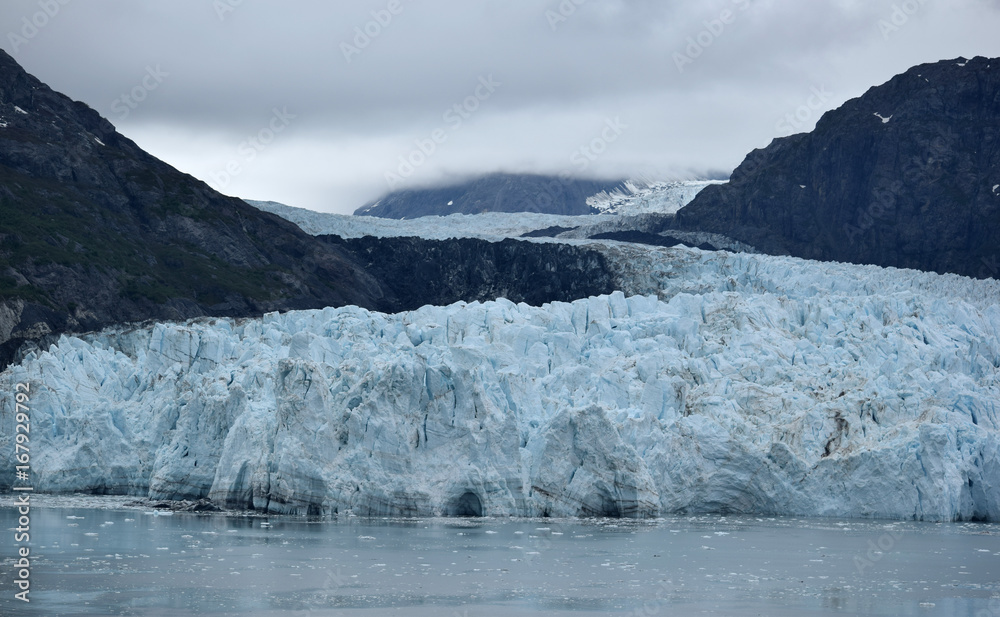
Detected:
left=674, top=56, right=1000, bottom=279
left=0, top=49, right=395, bottom=368
left=355, top=172, right=625, bottom=218
left=0, top=51, right=618, bottom=369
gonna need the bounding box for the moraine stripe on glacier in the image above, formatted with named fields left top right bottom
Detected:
left=1, top=246, right=998, bottom=521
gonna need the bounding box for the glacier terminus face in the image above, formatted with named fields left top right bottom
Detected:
left=2, top=244, right=998, bottom=522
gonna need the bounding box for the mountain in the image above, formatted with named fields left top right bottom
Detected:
left=0, top=49, right=393, bottom=367
left=354, top=172, right=626, bottom=218
left=0, top=51, right=619, bottom=369
left=674, top=56, right=1000, bottom=279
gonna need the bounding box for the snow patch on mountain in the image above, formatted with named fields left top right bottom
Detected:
left=3, top=246, right=998, bottom=521
left=587, top=180, right=725, bottom=216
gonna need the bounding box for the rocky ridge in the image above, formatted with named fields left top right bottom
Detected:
left=675, top=56, right=1000, bottom=279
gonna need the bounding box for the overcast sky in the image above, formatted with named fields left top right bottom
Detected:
left=3, top=0, right=999, bottom=214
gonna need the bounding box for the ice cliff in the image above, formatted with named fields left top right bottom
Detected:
left=2, top=246, right=998, bottom=521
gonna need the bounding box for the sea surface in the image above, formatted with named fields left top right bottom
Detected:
left=2, top=495, right=999, bottom=616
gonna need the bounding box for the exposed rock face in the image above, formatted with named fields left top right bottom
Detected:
left=675, top=56, right=1000, bottom=279
left=354, top=173, right=625, bottom=218
left=328, top=235, right=617, bottom=311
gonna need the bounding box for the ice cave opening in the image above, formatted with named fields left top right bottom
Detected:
left=448, top=491, right=484, bottom=517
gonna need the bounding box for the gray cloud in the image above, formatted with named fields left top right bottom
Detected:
left=3, top=0, right=999, bottom=213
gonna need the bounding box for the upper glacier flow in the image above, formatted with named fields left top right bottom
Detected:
left=2, top=245, right=998, bottom=521
left=246, top=180, right=722, bottom=242
left=586, top=180, right=724, bottom=216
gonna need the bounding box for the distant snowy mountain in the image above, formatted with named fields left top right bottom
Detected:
left=4, top=243, right=998, bottom=521
left=355, top=173, right=626, bottom=218
left=353, top=175, right=719, bottom=220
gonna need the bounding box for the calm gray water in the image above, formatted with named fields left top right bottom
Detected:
left=2, top=496, right=999, bottom=616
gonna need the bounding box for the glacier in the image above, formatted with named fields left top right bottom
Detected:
left=2, top=244, right=998, bottom=521
left=246, top=181, right=723, bottom=242
left=586, top=180, right=725, bottom=216
left=248, top=200, right=650, bottom=242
